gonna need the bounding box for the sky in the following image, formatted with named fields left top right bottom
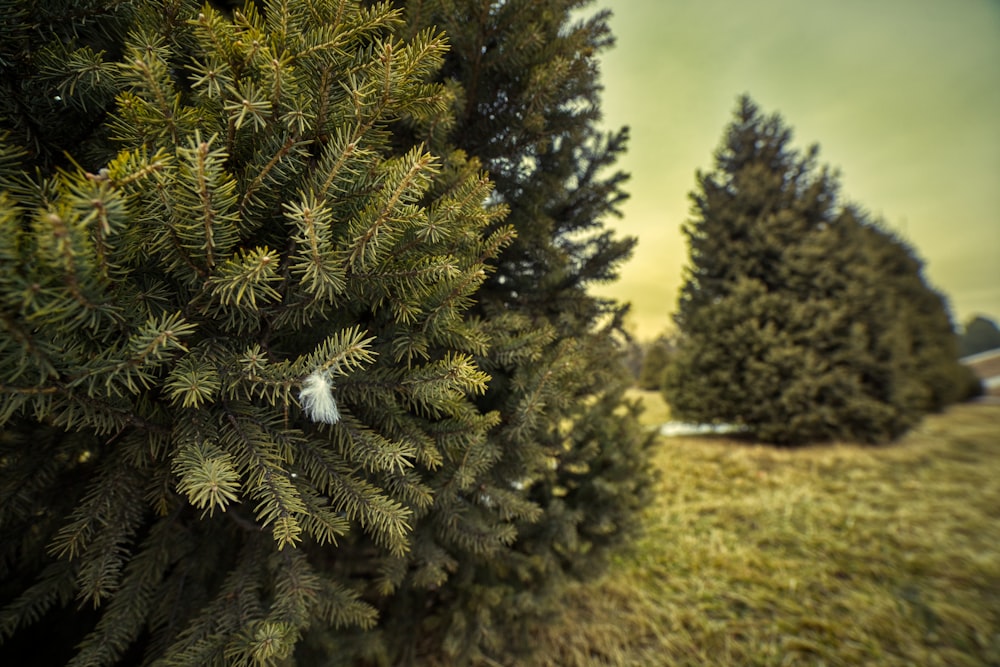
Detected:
left=590, top=0, right=1000, bottom=340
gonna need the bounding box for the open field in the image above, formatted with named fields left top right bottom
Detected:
left=525, top=395, right=1000, bottom=666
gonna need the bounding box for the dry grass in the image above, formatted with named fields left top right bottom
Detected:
left=523, top=398, right=1000, bottom=666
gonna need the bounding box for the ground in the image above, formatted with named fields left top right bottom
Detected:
left=525, top=394, right=1000, bottom=667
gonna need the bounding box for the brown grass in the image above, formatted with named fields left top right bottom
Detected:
left=522, top=398, right=1000, bottom=666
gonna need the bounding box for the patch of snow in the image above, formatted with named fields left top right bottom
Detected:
left=959, top=347, right=1000, bottom=364
left=659, top=422, right=745, bottom=437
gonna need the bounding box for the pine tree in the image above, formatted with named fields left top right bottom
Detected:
left=0, top=0, right=653, bottom=665
left=665, top=96, right=967, bottom=445
left=959, top=315, right=1000, bottom=358
left=0, top=1, right=512, bottom=664
left=638, top=335, right=674, bottom=391
left=846, top=217, right=968, bottom=414
left=363, top=1, right=655, bottom=663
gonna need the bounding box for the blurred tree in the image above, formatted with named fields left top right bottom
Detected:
left=621, top=336, right=646, bottom=383
left=638, top=335, right=674, bottom=391
left=959, top=315, right=1000, bottom=357
left=665, top=95, right=967, bottom=445
left=0, top=0, right=654, bottom=665
left=848, top=218, right=968, bottom=413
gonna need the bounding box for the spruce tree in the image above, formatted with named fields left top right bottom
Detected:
left=369, top=1, right=654, bottom=662
left=2, top=1, right=501, bottom=664
left=959, top=315, right=1000, bottom=358
left=638, top=335, right=674, bottom=391
left=0, top=0, right=653, bottom=664
left=665, top=95, right=967, bottom=445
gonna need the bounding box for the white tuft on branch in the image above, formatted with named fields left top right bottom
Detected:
left=299, top=369, right=341, bottom=424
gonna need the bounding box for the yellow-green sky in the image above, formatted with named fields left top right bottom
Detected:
left=592, top=0, right=1000, bottom=340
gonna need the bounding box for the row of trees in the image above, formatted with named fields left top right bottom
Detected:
left=637, top=314, right=990, bottom=407
left=663, top=96, right=975, bottom=445
left=0, top=1, right=653, bottom=665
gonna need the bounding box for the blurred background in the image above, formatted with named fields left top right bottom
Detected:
left=593, top=0, right=1000, bottom=340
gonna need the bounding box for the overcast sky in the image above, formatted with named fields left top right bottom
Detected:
left=591, top=0, right=1000, bottom=340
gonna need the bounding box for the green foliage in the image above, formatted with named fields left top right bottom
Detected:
left=322, top=2, right=656, bottom=663
left=638, top=335, right=674, bottom=391
left=665, top=96, right=967, bottom=445
left=959, top=315, right=1000, bottom=358
left=0, top=0, right=653, bottom=665
left=0, top=0, right=510, bottom=663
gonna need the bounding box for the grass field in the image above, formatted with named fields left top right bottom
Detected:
left=525, top=393, right=1000, bottom=666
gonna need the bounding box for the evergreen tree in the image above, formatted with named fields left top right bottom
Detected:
left=638, top=335, right=674, bottom=391
left=846, top=217, right=968, bottom=413
left=367, top=1, right=654, bottom=662
left=1, top=1, right=496, bottom=664
left=959, top=315, right=1000, bottom=357
left=0, top=0, right=653, bottom=665
left=665, top=96, right=967, bottom=445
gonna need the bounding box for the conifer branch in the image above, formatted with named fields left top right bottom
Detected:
left=239, top=135, right=298, bottom=216
left=173, top=441, right=241, bottom=516
left=315, top=133, right=358, bottom=200
left=0, top=561, right=78, bottom=642
left=222, top=407, right=306, bottom=550
left=124, top=44, right=179, bottom=146
left=294, top=436, right=412, bottom=557
left=50, top=461, right=147, bottom=608
left=347, top=147, right=436, bottom=268
left=155, top=540, right=267, bottom=665
left=68, top=515, right=178, bottom=667
left=38, top=209, right=101, bottom=318
left=314, top=579, right=378, bottom=631
left=195, top=140, right=220, bottom=270
left=0, top=384, right=59, bottom=395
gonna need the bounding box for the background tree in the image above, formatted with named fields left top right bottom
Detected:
left=620, top=336, right=646, bottom=383
left=959, top=315, right=1000, bottom=357
left=665, top=95, right=968, bottom=445
left=847, top=218, right=969, bottom=413
left=0, top=0, right=653, bottom=665
left=638, top=334, right=674, bottom=391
